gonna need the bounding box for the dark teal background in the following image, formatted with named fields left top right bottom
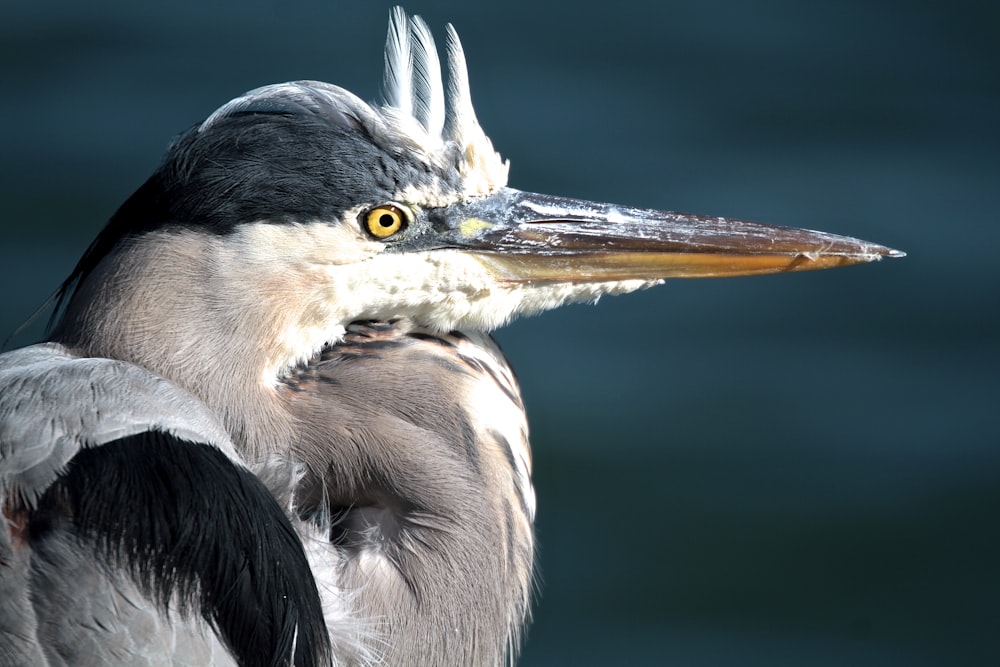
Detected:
left=2, top=1, right=997, bottom=664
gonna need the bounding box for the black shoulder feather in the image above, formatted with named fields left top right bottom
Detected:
left=32, top=431, right=331, bottom=667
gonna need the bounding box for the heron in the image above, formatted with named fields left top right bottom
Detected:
left=0, top=9, right=902, bottom=667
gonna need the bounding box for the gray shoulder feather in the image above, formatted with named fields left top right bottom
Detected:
left=0, top=343, right=239, bottom=503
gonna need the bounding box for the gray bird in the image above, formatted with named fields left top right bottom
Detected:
left=0, top=9, right=902, bottom=667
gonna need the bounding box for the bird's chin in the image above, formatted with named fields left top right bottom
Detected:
left=392, top=252, right=659, bottom=332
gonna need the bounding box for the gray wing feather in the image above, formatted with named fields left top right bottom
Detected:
left=0, top=343, right=241, bottom=666
left=0, top=525, right=49, bottom=666
left=20, top=523, right=236, bottom=667
left=0, top=342, right=240, bottom=502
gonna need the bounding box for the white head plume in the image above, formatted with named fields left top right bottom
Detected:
left=380, top=8, right=509, bottom=196
left=198, top=9, right=508, bottom=200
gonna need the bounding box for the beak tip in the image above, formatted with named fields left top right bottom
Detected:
left=789, top=241, right=904, bottom=273
left=842, top=241, right=905, bottom=264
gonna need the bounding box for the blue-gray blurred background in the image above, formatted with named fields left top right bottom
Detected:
left=2, top=1, right=996, bottom=664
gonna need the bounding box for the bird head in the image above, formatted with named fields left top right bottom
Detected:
left=53, top=8, right=902, bottom=382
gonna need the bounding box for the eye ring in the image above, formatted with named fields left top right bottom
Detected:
left=363, top=203, right=411, bottom=240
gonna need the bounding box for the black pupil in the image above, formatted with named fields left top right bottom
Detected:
left=379, top=213, right=396, bottom=228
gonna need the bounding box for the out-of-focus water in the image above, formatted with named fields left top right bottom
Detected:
left=2, top=1, right=997, bottom=664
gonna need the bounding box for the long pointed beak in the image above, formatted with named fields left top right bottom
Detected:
left=435, top=188, right=903, bottom=283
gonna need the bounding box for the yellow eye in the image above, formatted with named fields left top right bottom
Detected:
left=363, top=204, right=411, bottom=239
